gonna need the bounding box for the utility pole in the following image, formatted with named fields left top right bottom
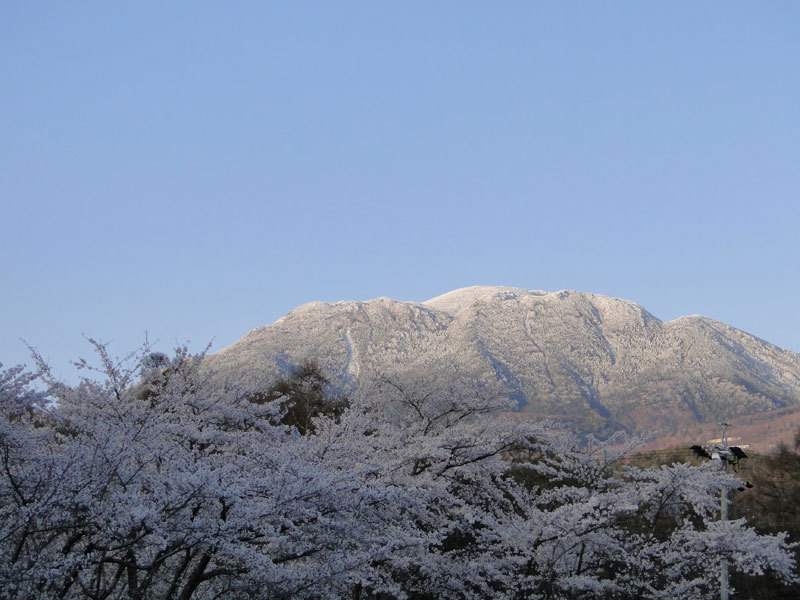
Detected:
left=689, top=423, right=750, bottom=600
left=717, top=422, right=730, bottom=600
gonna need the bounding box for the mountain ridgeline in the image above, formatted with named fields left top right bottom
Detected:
left=207, top=287, right=800, bottom=435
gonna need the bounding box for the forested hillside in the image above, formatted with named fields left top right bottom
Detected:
left=207, top=287, right=800, bottom=438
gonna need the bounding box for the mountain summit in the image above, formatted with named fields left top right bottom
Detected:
left=207, top=286, right=800, bottom=435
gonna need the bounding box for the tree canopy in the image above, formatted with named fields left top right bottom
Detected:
left=0, top=343, right=796, bottom=599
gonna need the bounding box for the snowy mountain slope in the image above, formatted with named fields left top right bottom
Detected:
left=206, top=286, right=800, bottom=434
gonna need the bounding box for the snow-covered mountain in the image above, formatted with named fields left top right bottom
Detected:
left=206, top=286, right=800, bottom=434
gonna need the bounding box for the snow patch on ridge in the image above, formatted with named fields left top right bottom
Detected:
left=424, top=286, right=546, bottom=315
left=343, top=328, right=359, bottom=380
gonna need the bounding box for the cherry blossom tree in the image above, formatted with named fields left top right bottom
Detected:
left=0, top=344, right=796, bottom=599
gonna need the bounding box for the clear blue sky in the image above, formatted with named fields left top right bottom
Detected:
left=3, top=2, right=799, bottom=379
